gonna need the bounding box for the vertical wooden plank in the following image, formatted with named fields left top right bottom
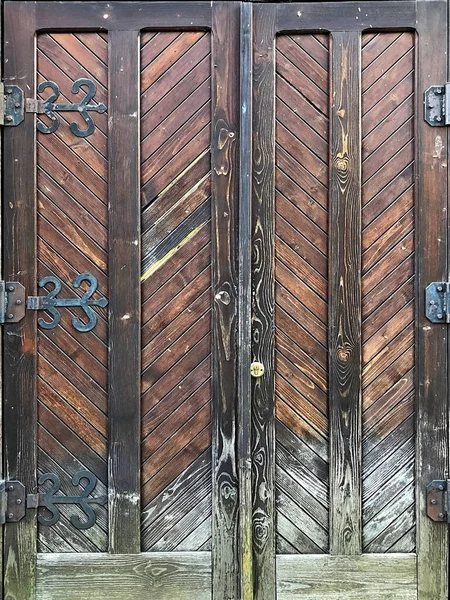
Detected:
left=211, top=2, right=240, bottom=598
left=239, top=3, right=253, bottom=600
left=251, top=4, right=276, bottom=600
left=3, top=2, right=37, bottom=598
left=108, top=29, right=141, bottom=554
left=417, top=1, right=449, bottom=598
left=329, top=31, right=362, bottom=556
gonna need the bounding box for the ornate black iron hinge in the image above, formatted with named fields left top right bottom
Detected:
left=425, top=84, right=450, bottom=126
left=0, top=273, right=107, bottom=332
left=426, top=480, right=450, bottom=523
left=0, top=471, right=106, bottom=530
left=425, top=282, right=450, bottom=323
left=0, top=78, right=106, bottom=137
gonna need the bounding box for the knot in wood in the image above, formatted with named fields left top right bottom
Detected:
left=337, top=347, right=351, bottom=362
left=335, top=157, right=349, bottom=172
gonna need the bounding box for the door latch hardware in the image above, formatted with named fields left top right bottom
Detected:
left=250, top=362, right=265, bottom=378
left=26, top=78, right=106, bottom=137
left=425, top=84, right=450, bottom=126
left=27, top=273, right=108, bottom=332
left=425, top=282, right=450, bottom=323
left=426, top=480, right=450, bottom=522
left=0, top=471, right=106, bottom=530
left=0, top=281, right=26, bottom=324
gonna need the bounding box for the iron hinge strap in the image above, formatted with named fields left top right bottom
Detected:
left=426, top=480, right=450, bottom=523
left=425, top=83, right=450, bottom=126
left=425, top=282, right=450, bottom=324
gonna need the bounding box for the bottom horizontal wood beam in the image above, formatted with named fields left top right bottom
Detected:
left=276, top=554, right=416, bottom=600
left=37, top=552, right=212, bottom=600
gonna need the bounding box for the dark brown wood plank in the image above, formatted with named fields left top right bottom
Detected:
left=252, top=4, right=277, bottom=600
left=211, top=3, right=240, bottom=598
left=108, top=29, right=141, bottom=554
left=3, top=3, right=37, bottom=599
left=329, top=31, right=362, bottom=555
left=239, top=4, right=253, bottom=599
left=33, top=1, right=212, bottom=30
left=275, top=2, right=416, bottom=32
left=417, top=0, right=449, bottom=597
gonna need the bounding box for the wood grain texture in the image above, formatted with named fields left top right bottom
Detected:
left=211, top=4, right=240, bottom=598
left=361, top=32, right=415, bottom=554
left=252, top=4, right=277, bottom=599
left=36, top=31, right=109, bottom=554
left=329, top=31, right=362, bottom=556
left=140, top=31, right=212, bottom=553
left=275, top=33, right=329, bottom=555
left=3, top=3, right=37, bottom=598
left=36, top=553, right=212, bottom=600
left=416, top=1, right=449, bottom=598
left=108, top=29, right=141, bottom=554
left=239, top=3, right=254, bottom=599
left=276, top=554, right=417, bottom=600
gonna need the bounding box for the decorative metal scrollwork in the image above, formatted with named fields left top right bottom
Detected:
left=27, top=273, right=107, bottom=332
left=38, top=471, right=107, bottom=530
left=36, top=78, right=106, bottom=137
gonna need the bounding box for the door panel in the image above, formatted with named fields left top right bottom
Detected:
left=140, top=30, right=213, bottom=552
left=251, top=2, right=448, bottom=599
left=3, top=2, right=240, bottom=599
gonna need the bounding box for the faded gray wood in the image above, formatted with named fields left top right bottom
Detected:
left=238, top=3, right=254, bottom=600
left=276, top=554, right=417, bottom=600
left=329, top=30, right=362, bottom=556
left=251, top=4, right=277, bottom=600
left=36, top=553, right=212, bottom=600
left=416, top=1, right=449, bottom=599
left=108, top=29, right=141, bottom=554
left=211, top=3, right=240, bottom=599
left=3, top=3, right=37, bottom=599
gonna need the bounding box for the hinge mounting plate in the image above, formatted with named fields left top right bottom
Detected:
left=426, top=480, right=450, bottom=523
left=0, top=480, right=26, bottom=525
left=0, top=83, right=24, bottom=127
left=0, top=281, right=26, bottom=324
left=425, top=282, right=450, bottom=323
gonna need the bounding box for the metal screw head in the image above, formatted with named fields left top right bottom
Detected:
left=437, top=286, right=443, bottom=292
left=7, top=285, right=14, bottom=292
left=430, top=300, right=436, bottom=305
left=8, top=485, right=14, bottom=491
left=15, top=299, right=22, bottom=306
left=439, top=484, right=445, bottom=491
left=8, top=513, right=14, bottom=520
left=14, top=102, right=20, bottom=109
left=437, top=313, right=443, bottom=319
left=7, top=313, right=14, bottom=320
left=5, top=115, right=13, bottom=122
left=16, top=499, right=22, bottom=505
left=439, top=512, right=445, bottom=519
left=431, top=498, right=437, bottom=504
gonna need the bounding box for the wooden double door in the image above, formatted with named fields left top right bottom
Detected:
left=2, top=1, right=450, bottom=599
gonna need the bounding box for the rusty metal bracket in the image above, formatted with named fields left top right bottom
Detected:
left=425, top=84, right=450, bottom=126
left=426, top=480, right=449, bottom=523
left=0, top=281, right=26, bottom=324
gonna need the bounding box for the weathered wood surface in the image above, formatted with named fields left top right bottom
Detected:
left=274, top=32, right=329, bottom=556
left=238, top=3, right=254, bottom=599
left=416, top=1, right=449, bottom=599
left=3, top=3, right=37, bottom=598
left=329, top=31, right=362, bottom=556
left=361, top=31, right=415, bottom=554
left=276, top=554, right=417, bottom=600
left=211, top=3, right=241, bottom=598
left=108, top=29, right=141, bottom=554
left=36, top=553, right=212, bottom=600
left=140, top=30, right=213, bottom=553
left=252, top=4, right=277, bottom=599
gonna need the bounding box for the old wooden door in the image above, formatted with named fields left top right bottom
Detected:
left=249, top=1, right=450, bottom=600
left=3, top=1, right=450, bottom=600
left=2, top=2, right=242, bottom=599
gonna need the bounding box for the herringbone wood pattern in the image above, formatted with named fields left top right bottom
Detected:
left=36, top=32, right=109, bottom=552
left=275, top=34, right=329, bottom=554
left=361, top=32, right=416, bottom=553
left=140, top=32, right=213, bottom=552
